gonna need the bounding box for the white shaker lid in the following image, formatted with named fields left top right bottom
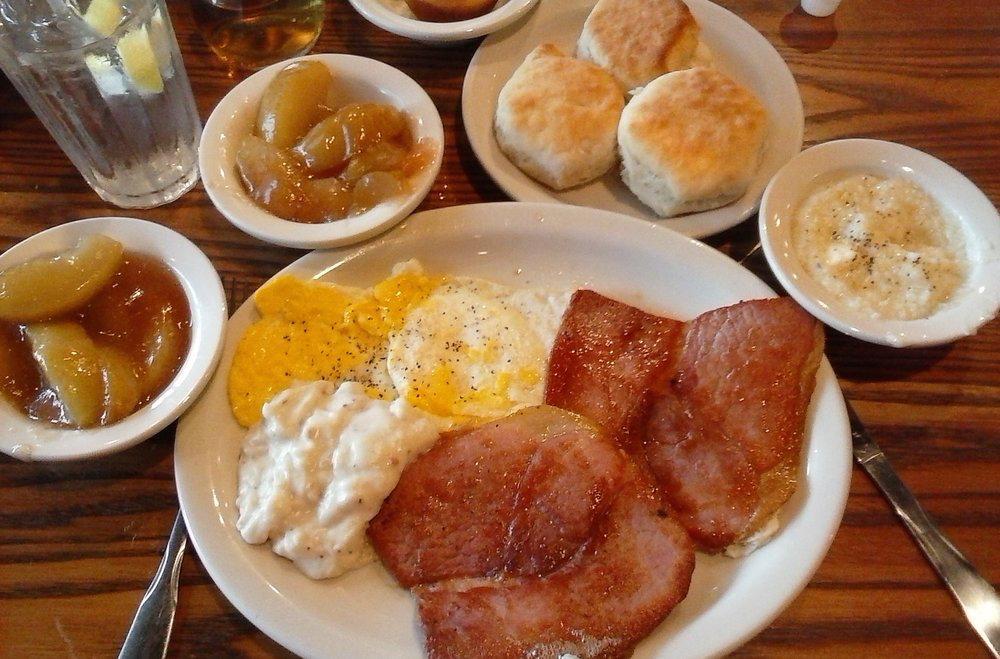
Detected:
left=801, top=0, right=842, bottom=17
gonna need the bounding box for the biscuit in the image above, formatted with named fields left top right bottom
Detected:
left=618, top=67, right=767, bottom=217
left=495, top=44, right=624, bottom=190
left=578, top=0, right=700, bottom=90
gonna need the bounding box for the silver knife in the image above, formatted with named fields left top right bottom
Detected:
left=848, top=400, right=1000, bottom=657
left=118, top=512, right=188, bottom=659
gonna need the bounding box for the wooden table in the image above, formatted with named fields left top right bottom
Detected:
left=1, top=0, right=997, bottom=656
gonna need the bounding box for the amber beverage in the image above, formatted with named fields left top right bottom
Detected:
left=190, top=0, right=325, bottom=71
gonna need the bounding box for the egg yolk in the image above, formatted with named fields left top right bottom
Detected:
left=404, top=362, right=541, bottom=426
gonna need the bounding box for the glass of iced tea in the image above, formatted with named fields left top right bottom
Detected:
left=190, top=0, right=325, bottom=71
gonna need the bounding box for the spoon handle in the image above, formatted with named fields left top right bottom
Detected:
left=849, top=402, right=1000, bottom=657
left=118, top=512, right=188, bottom=659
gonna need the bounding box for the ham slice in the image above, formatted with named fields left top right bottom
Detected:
left=545, top=290, right=683, bottom=450
left=368, top=405, right=627, bottom=587
left=667, top=298, right=824, bottom=473
left=646, top=298, right=824, bottom=549
left=416, top=465, right=695, bottom=659
left=370, top=405, right=696, bottom=658
left=643, top=393, right=759, bottom=549
left=544, top=292, right=824, bottom=551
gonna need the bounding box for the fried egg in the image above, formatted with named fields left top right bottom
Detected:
left=387, top=278, right=570, bottom=424
left=228, top=261, right=570, bottom=428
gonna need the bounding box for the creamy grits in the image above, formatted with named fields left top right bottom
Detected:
left=792, top=174, right=967, bottom=320
left=236, top=380, right=442, bottom=579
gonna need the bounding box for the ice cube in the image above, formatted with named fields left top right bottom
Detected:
left=86, top=52, right=128, bottom=96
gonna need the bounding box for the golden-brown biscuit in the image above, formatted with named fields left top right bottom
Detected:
left=577, top=0, right=700, bottom=90
left=618, top=67, right=767, bottom=217
left=495, top=43, right=624, bottom=190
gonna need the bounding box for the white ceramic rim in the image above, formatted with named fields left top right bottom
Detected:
left=759, top=138, right=1000, bottom=347
left=347, top=0, right=540, bottom=43
left=462, top=0, right=804, bottom=239
left=0, top=217, right=227, bottom=462
left=199, top=54, right=444, bottom=250
left=175, top=201, right=851, bottom=658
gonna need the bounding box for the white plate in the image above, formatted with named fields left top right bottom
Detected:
left=175, top=202, right=850, bottom=657
left=348, top=0, right=540, bottom=44
left=200, top=54, right=444, bottom=250
left=760, top=139, right=1000, bottom=347
left=462, top=0, right=804, bottom=239
left=0, top=217, right=226, bottom=461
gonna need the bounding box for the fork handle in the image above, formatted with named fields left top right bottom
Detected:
left=857, top=450, right=1000, bottom=657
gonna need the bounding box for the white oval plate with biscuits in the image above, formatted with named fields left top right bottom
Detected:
left=462, top=0, right=804, bottom=238
left=175, top=203, right=850, bottom=657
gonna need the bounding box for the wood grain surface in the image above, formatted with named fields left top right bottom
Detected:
left=1, top=0, right=997, bottom=656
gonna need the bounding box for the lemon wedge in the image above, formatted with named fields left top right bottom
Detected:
left=118, top=25, right=164, bottom=94
left=83, top=0, right=123, bottom=37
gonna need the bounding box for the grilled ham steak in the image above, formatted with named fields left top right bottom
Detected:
left=416, top=463, right=694, bottom=659
left=369, top=406, right=696, bottom=658
left=545, top=292, right=824, bottom=551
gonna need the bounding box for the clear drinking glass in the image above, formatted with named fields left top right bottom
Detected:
left=189, top=0, right=325, bottom=72
left=0, top=0, right=202, bottom=208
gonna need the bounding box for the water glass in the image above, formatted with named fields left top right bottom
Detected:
left=0, top=0, right=202, bottom=208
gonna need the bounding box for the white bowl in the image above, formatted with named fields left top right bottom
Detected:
left=760, top=139, right=1000, bottom=347
left=348, top=0, right=539, bottom=44
left=200, top=54, right=444, bottom=250
left=0, top=217, right=227, bottom=461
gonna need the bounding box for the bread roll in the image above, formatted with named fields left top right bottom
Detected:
left=404, top=0, right=496, bottom=22
left=577, top=0, right=700, bottom=91
left=495, top=43, right=624, bottom=191
left=618, top=67, right=767, bottom=217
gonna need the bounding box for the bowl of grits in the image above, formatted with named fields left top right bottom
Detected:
left=760, top=139, right=1000, bottom=347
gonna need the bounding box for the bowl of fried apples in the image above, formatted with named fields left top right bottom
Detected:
left=0, top=217, right=226, bottom=461
left=200, top=54, right=444, bottom=249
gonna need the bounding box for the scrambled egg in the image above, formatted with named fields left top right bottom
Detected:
left=228, top=264, right=439, bottom=427
left=228, top=262, right=570, bottom=428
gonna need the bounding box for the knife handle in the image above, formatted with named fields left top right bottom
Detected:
left=118, top=512, right=188, bottom=659
left=857, top=450, right=1000, bottom=657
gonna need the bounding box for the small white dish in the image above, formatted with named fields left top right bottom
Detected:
left=0, top=217, right=227, bottom=462
left=760, top=139, right=1000, bottom=347
left=462, top=0, right=804, bottom=239
left=200, top=54, right=444, bottom=250
left=348, top=0, right=540, bottom=44
left=176, top=202, right=851, bottom=658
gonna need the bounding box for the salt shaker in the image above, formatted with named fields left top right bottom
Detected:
left=801, top=0, right=842, bottom=17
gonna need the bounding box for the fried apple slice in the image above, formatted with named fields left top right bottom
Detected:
left=236, top=135, right=308, bottom=219
left=25, top=322, right=105, bottom=427
left=256, top=60, right=333, bottom=148
left=140, top=307, right=186, bottom=398
left=101, top=346, right=140, bottom=424
left=0, top=235, right=124, bottom=322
